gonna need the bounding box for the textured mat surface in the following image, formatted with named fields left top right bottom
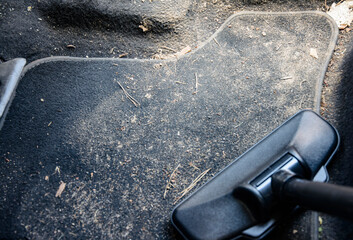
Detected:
left=0, top=12, right=337, bottom=239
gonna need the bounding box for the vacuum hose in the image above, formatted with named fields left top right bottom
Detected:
left=272, top=170, right=353, bottom=220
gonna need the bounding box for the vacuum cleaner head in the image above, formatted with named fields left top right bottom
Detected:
left=171, top=110, right=339, bottom=240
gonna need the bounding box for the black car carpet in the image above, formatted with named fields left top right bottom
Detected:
left=0, top=12, right=337, bottom=239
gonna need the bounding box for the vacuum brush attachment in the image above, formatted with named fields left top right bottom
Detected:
left=171, top=110, right=342, bottom=240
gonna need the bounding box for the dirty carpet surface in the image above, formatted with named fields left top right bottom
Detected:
left=0, top=12, right=337, bottom=239
left=0, top=0, right=333, bottom=63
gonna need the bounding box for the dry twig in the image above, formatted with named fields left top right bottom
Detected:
left=160, top=46, right=177, bottom=53
left=164, top=164, right=181, bottom=199
left=119, top=53, right=128, bottom=58
left=175, top=81, right=186, bottom=85
left=234, top=122, right=243, bottom=129
left=299, top=95, right=306, bottom=108
left=192, top=73, right=198, bottom=95
left=213, top=38, right=221, bottom=47
left=117, top=81, right=141, bottom=107
left=188, top=162, right=200, bottom=170
left=174, top=168, right=211, bottom=204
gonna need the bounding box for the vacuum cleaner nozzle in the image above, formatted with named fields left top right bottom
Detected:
left=171, top=110, right=340, bottom=240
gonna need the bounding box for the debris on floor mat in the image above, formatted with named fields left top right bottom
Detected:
left=0, top=12, right=338, bottom=239
left=327, top=1, right=353, bottom=30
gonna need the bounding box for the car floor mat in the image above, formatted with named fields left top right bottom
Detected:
left=0, top=12, right=337, bottom=239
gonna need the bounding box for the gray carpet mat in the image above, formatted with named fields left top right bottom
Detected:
left=0, top=12, right=337, bottom=239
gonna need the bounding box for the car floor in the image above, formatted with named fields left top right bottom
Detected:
left=1, top=0, right=353, bottom=239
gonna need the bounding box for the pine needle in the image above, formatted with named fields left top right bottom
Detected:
left=174, top=168, right=211, bottom=204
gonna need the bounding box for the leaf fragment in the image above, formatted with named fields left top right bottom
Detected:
left=55, top=182, right=66, bottom=197
left=310, top=48, right=319, bottom=59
